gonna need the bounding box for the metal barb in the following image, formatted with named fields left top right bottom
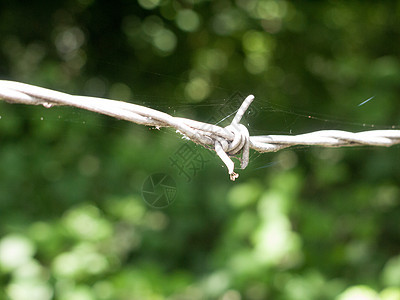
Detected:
left=232, top=94, right=255, bottom=125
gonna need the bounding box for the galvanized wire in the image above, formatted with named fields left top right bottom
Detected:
left=1, top=80, right=400, bottom=180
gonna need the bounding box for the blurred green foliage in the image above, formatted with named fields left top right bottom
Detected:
left=1, top=0, right=400, bottom=299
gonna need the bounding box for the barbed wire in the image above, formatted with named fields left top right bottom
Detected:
left=1, top=80, right=400, bottom=180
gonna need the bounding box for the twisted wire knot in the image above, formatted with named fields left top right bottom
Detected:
left=214, top=95, right=254, bottom=181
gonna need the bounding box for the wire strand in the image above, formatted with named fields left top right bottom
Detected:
left=1, top=80, right=400, bottom=180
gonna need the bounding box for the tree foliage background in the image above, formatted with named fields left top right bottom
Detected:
left=1, top=1, right=400, bottom=299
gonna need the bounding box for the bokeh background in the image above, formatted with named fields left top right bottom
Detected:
left=1, top=1, right=400, bottom=299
